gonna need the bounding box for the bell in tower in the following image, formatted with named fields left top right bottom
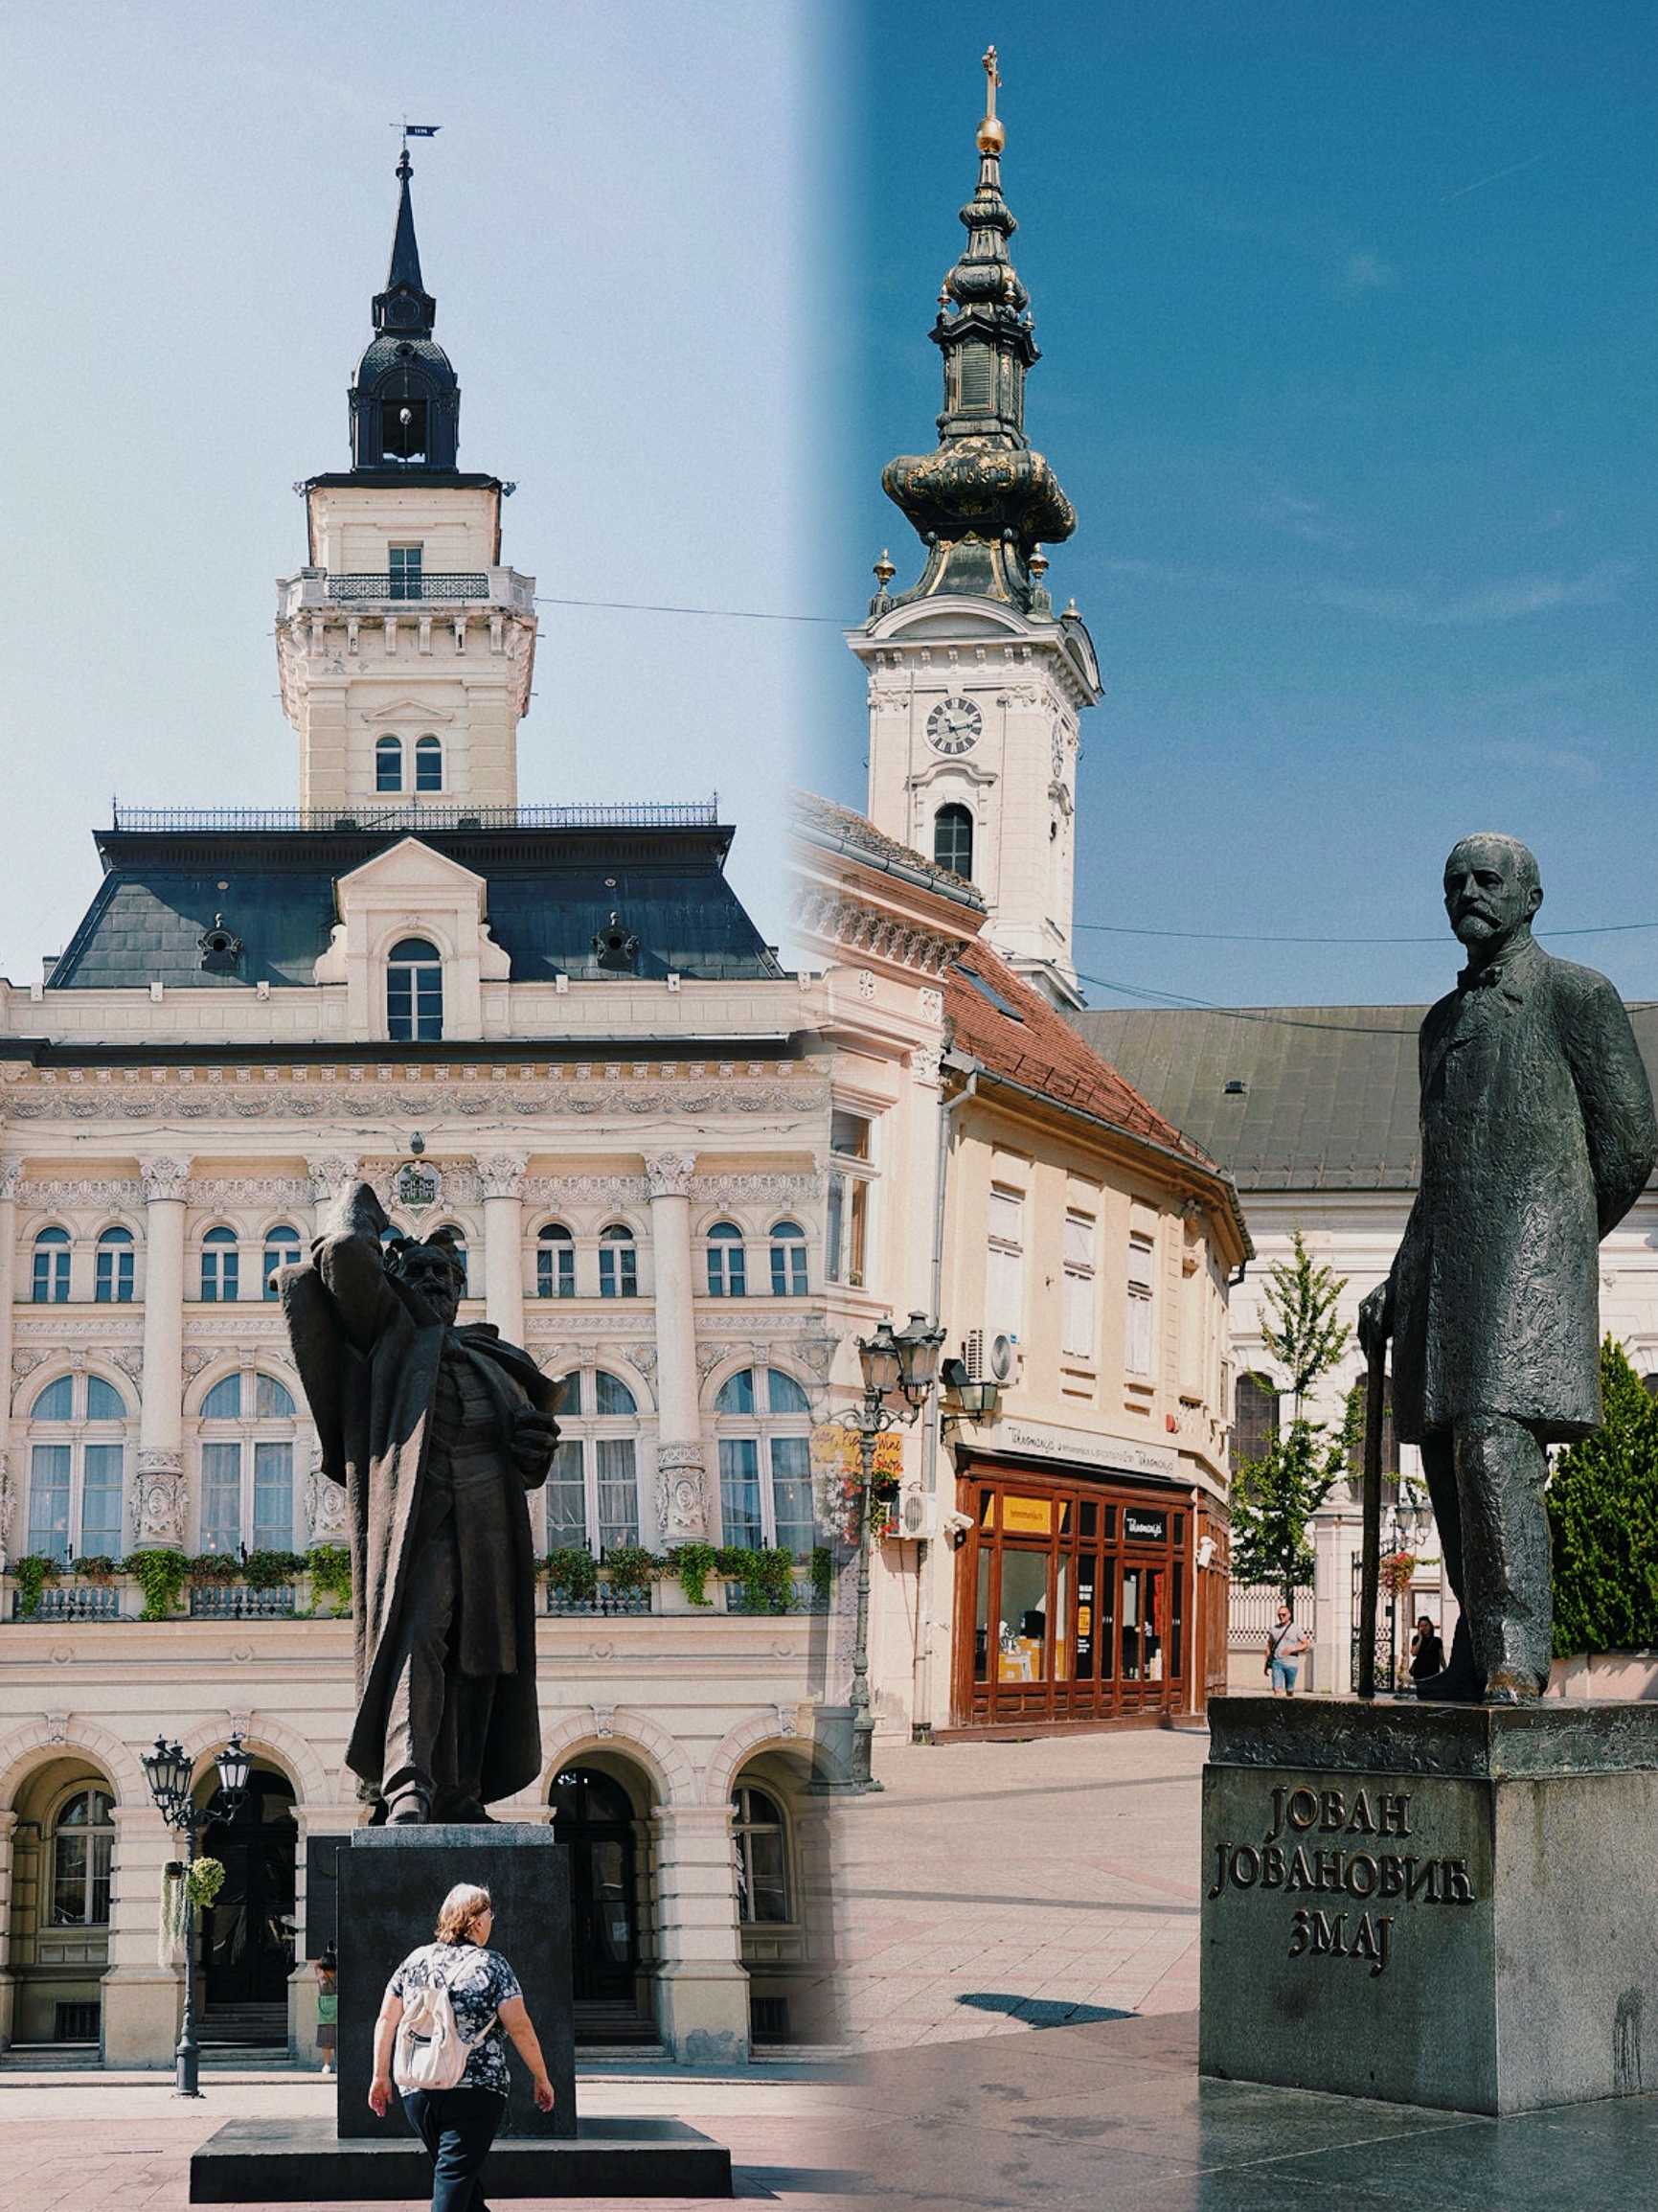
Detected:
left=349, top=148, right=461, bottom=471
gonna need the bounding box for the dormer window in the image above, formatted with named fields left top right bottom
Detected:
left=388, top=544, right=423, bottom=599
left=387, top=938, right=443, bottom=1042
left=593, top=913, right=640, bottom=974
left=375, top=736, right=404, bottom=792
left=415, top=735, right=443, bottom=792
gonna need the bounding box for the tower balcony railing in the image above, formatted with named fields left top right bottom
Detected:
left=276, top=566, right=535, bottom=619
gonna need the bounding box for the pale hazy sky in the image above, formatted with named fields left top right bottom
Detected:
left=0, top=1, right=824, bottom=978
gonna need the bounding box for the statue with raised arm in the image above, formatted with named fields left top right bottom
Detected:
left=1358, top=835, right=1657, bottom=1702
left=280, top=1182, right=558, bottom=1820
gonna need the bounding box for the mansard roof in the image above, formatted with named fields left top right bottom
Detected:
left=47, top=818, right=783, bottom=991
left=1073, top=1002, right=1658, bottom=1194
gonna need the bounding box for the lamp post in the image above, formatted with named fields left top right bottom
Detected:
left=141, top=1732, right=251, bottom=2097
left=839, top=1312, right=945, bottom=1790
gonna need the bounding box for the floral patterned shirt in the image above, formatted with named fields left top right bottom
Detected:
left=388, top=1941, right=521, bottom=2095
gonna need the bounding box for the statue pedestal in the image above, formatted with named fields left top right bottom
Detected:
left=1200, top=1698, right=1658, bottom=2115
left=334, top=1825, right=576, bottom=2140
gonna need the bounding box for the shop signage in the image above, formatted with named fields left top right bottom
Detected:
left=972, top=1416, right=1179, bottom=1483
left=1124, top=1508, right=1169, bottom=1545
left=1002, top=1494, right=1054, bottom=1537
left=808, top=1426, right=904, bottom=1479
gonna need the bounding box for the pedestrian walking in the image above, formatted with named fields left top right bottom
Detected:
left=316, top=1942, right=338, bottom=2075
left=370, top=1881, right=556, bottom=2212
left=1265, top=1603, right=1310, bottom=1696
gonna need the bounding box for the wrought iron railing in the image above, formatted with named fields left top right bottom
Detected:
left=111, top=799, right=720, bottom=834
left=325, top=572, right=490, bottom=603
left=721, top=1579, right=829, bottom=1616
left=188, top=1585, right=297, bottom=1620
left=10, top=1585, right=123, bottom=1622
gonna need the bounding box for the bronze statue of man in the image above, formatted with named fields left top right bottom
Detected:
left=1359, top=835, right=1657, bottom=1702
left=281, top=1182, right=558, bottom=1819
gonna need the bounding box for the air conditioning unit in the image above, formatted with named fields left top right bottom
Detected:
left=965, top=1329, right=1017, bottom=1384
left=896, top=1488, right=938, bottom=1540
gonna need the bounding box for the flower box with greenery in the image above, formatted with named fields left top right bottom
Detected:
left=10, top=1554, right=62, bottom=1619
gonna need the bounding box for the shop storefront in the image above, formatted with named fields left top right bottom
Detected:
left=950, top=1422, right=1221, bottom=1730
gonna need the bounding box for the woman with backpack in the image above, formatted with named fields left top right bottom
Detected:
left=369, top=1881, right=556, bottom=2211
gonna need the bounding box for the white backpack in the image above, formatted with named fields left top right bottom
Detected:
left=393, top=1947, right=496, bottom=2092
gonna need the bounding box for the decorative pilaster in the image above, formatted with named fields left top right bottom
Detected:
left=649, top=1802, right=750, bottom=2064
left=478, top=1152, right=528, bottom=1346
left=306, top=1154, right=358, bottom=1235
left=135, top=1157, right=190, bottom=1550
left=644, top=1152, right=706, bottom=1542
left=0, top=1154, right=22, bottom=1561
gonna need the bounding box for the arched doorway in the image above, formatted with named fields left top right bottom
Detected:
left=199, top=1767, right=297, bottom=2045
left=548, top=1764, right=656, bottom=2044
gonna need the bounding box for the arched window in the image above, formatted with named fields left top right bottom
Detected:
left=262, top=1224, right=302, bottom=1299
left=32, top=1226, right=70, bottom=1305
left=769, top=1220, right=807, bottom=1298
left=27, top=1374, right=128, bottom=1562
left=415, top=735, right=443, bottom=792
left=714, top=1368, right=814, bottom=1555
left=198, top=1371, right=298, bottom=1554
left=545, top=1368, right=641, bottom=1558
left=732, top=1784, right=790, bottom=1923
left=706, top=1221, right=746, bottom=1298
left=53, top=1788, right=116, bottom=1926
left=536, top=1222, right=575, bottom=1300
left=380, top=383, right=430, bottom=463
left=387, top=938, right=443, bottom=1043
left=1232, top=1372, right=1281, bottom=1473
left=201, top=1226, right=238, bottom=1303
left=375, top=735, right=403, bottom=792
left=934, top=804, right=973, bottom=880
left=94, top=1226, right=134, bottom=1304
left=598, top=1224, right=637, bottom=1299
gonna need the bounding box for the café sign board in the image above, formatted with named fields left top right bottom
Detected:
left=965, top=1414, right=1179, bottom=1484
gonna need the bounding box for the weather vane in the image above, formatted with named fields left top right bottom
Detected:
left=397, top=120, right=442, bottom=146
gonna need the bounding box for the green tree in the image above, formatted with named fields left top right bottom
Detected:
left=1231, top=1229, right=1356, bottom=1603
left=1549, top=1339, right=1658, bottom=1657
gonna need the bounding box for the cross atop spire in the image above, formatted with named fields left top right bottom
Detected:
left=979, top=45, right=1005, bottom=154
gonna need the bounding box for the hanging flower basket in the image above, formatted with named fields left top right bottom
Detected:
left=1378, top=1550, right=1418, bottom=1598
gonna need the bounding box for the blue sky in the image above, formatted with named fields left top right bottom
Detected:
left=0, top=1, right=816, bottom=976
left=825, top=2, right=1658, bottom=1006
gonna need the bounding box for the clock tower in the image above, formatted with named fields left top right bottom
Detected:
left=850, top=52, right=1101, bottom=1009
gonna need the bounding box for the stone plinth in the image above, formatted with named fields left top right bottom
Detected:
left=336, top=1825, right=575, bottom=2140
left=1200, top=1697, right=1658, bottom=2114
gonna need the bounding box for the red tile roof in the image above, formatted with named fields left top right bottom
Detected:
left=946, top=938, right=1221, bottom=1174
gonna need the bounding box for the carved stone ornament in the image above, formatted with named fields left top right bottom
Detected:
left=4, top=1075, right=826, bottom=1127
left=140, top=1156, right=193, bottom=1204
left=306, top=1456, right=350, bottom=1540
left=911, top=1045, right=943, bottom=1086
left=654, top=1444, right=708, bottom=1543
left=644, top=1152, right=698, bottom=1201
left=787, top=884, right=971, bottom=978
left=0, top=1454, right=13, bottom=1555
left=307, top=1154, right=358, bottom=1204
left=919, top=987, right=944, bottom=1024
left=477, top=1152, right=529, bottom=1200
left=133, top=1452, right=188, bottom=1547
left=0, top=1155, right=25, bottom=1203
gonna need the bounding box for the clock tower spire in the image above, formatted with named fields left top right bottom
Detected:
left=850, top=50, right=1101, bottom=1008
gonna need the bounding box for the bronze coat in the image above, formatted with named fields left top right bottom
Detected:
left=1392, top=936, right=1657, bottom=1443
left=280, top=1226, right=557, bottom=1803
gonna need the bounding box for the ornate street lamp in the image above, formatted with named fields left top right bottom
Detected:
left=142, top=1732, right=252, bottom=2097
left=837, top=1311, right=947, bottom=1790
left=941, top=1356, right=1000, bottom=1422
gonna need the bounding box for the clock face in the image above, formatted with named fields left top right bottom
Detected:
left=927, top=696, right=983, bottom=755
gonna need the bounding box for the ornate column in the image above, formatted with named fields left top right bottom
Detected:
left=134, top=1156, right=191, bottom=1550
left=306, top=1153, right=358, bottom=1238
left=644, top=1152, right=706, bottom=1544
left=0, top=1155, right=22, bottom=1563
left=478, top=1152, right=528, bottom=1346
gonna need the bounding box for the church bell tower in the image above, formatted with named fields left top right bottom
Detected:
left=850, top=52, right=1101, bottom=1008
left=275, top=148, right=537, bottom=821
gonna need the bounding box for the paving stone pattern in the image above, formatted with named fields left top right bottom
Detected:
left=833, top=1729, right=1207, bottom=2048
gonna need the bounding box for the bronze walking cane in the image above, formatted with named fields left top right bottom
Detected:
left=1356, top=1333, right=1386, bottom=1699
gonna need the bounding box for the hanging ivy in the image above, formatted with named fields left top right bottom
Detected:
left=808, top=1546, right=835, bottom=1605
left=305, top=1544, right=352, bottom=1615
left=603, top=1544, right=660, bottom=1598
left=543, top=1547, right=600, bottom=1606
left=122, top=1549, right=188, bottom=1622
left=11, top=1555, right=61, bottom=1618
left=669, top=1543, right=718, bottom=1608
left=240, top=1549, right=307, bottom=1591
left=717, top=1545, right=797, bottom=1614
